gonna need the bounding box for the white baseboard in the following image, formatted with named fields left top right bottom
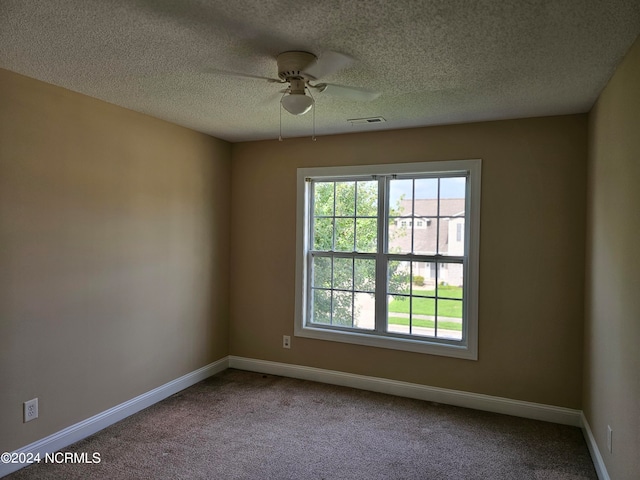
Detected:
left=228, top=356, right=582, bottom=427
left=0, top=357, right=228, bottom=478
left=580, top=413, right=610, bottom=480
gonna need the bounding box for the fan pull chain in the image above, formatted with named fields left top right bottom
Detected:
left=307, top=86, right=317, bottom=141
left=279, top=96, right=283, bottom=142
left=312, top=103, right=316, bottom=141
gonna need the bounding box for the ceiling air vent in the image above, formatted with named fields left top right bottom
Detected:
left=347, top=117, right=386, bottom=125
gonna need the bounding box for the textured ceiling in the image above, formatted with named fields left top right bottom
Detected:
left=1, top=1, right=638, bottom=142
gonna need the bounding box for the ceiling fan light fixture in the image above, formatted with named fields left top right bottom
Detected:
left=281, top=92, right=314, bottom=115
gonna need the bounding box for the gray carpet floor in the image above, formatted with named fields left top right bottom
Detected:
left=7, top=369, right=597, bottom=479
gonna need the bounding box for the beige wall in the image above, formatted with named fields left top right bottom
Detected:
left=230, top=115, right=587, bottom=408
left=0, top=69, right=231, bottom=452
left=585, top=37, right=640, bottom=480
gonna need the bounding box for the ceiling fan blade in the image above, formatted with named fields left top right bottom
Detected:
left=314, top=83, right=381, bottom=101
left=303, top=51, right=354, bottom=80
left=207, top=68, right=282, bottom=83
left=259, top=90, right=287, bottom=107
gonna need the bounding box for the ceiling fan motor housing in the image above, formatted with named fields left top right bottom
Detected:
left=277, top=51, right=317, bottom=81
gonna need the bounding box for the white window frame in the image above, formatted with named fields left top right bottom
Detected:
left=294, top=160, right=481, bottom=360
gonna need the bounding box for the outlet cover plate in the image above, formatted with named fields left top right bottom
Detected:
left=24, top=398, right=38, bottom=422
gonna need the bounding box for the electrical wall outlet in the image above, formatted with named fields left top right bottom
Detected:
left=607, top=425, right=613, bottom=453
left=283, top=335, right=291, bottom=349
left=24, top=398, right=38, bottom=423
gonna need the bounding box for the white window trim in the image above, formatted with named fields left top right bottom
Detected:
left=294, top=160, right=481, bottom=360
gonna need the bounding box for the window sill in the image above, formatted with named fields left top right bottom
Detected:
left=294, top=324, right=477, bottom=360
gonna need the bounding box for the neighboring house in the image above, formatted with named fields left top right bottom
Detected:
left=389, top=198, right=465, bottom=287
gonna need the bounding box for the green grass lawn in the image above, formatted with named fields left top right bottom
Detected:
left=388, top=316, right=462, bottom=331
left=388, top=285, right=463, bottom=317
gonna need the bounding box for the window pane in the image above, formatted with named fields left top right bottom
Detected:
left=335, top=182, right=356, bottom=216
left=440, top=177, right=466, bottom=199
left=410, top=305, right=436, bottom=337
left=332, top=291, right=353, bottom=327
left=356, top=181, right=378, bottom=217
left=313, top=218, right=333, bottom=251
left=355, top=218, right=377, bottom=252
left=387, top=294, right=410, bottom=334
left=409, top=295, right=435, bottom=317
left=388, top=261, right=410, bottom=294
left=414, top=178, right=438, bottom=216
left=354, top=292, right=375, bottom=330
left=436, top=299, right=463, bottom=340
left=445, top=218, right=465, bottom=256
left=411, top=261, right=434, bottom=292
left=388, top=293, right=409, bottom=315
left=312, top=289, right=331, bottom=325
left=334, top=218, right=355, bottom=252
left=437, top=272, right=463, bottom=297
left=407, top=295, right=437, bottom=338
left=312, top=256, right=332, bottom=288
left=314, top=182, right=334, bottom=216
left=436, top=219, right=448, bottom=255
left=333, top=257, right=353, bottom=290
left=436, top=298, right=462, bottom=318
left=413, top=218, right=437, bottom=255
left=354, top=258, right=376, bottom=293
left=388, top=217, right=411, bottom=254
left=389, top=179, right=413, bottom=216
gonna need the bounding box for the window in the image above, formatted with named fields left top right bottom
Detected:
left=295, top=160, right=481, bottom=359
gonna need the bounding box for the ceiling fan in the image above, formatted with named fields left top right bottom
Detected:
left=214, top=51, right=381, bottom=116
